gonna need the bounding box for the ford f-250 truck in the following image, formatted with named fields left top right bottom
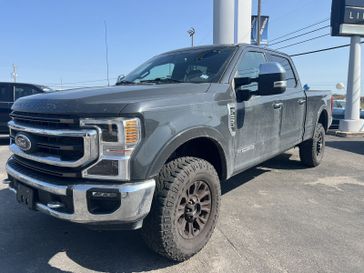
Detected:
left=4, top=44, right=332, bottom=261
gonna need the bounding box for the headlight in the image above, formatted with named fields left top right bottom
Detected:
left=80, top=117, right=141, bottom=181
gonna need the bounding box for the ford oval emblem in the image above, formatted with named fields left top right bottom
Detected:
left=15, top=133, right=32, bottom=152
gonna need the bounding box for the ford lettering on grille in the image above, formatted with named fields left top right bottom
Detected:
left=15, top=133, right=32, bottom=152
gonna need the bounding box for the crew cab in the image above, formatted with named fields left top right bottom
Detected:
left=4, top=44, right=332, bottom=261
left=0, top=82, right=52, bottom=134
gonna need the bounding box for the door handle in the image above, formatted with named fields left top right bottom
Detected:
left=273, top=102, right=283, bottom=109
left=298, top=99, right=306, bottom=105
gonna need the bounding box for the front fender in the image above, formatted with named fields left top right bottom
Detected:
left=131, top=126, right=231, bottom=181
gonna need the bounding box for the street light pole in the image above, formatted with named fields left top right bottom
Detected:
left=257, top=0, right=262, bottom=46
left=11, top=64, right=17, bottom=83
left=104, top=20, right=110, bottom=87
left=187, top=27, right=196, bottom=47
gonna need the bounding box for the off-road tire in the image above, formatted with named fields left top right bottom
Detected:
left=142, top=157, right=221, bottom=262
left=299, top=123, right=325, bottom=167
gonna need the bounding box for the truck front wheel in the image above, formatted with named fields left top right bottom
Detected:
left=142, top=157, right=221, bottom=261
left=299, top=123, right=326, bottom=167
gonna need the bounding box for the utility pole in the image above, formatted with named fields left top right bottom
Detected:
left=257, top=0, right=262, bottom=46
left=11, top=64, right=17, bottom=82
left=187, top=27, right=196, bottom=47
left=104, top=20, right=110, bottom=87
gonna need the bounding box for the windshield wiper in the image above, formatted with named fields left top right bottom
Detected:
left=140, top=78, right=184, bottom=84
left=115, top=80, right=138, bottom=85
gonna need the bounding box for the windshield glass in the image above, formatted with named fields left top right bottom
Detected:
left=122, top=47, right=236, bottom=84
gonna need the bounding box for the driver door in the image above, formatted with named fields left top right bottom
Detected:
left=233, top=50, right=283, bottom=173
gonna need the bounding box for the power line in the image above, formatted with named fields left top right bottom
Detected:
left=270, top=25, right=329, bottom=46
left=290, top=41, right=364, bottom=57
left=274, top=33, right=330, bottom=50
left=269, top=18, right=330, bottom=43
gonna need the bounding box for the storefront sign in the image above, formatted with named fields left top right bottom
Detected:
left=331, top=0, right=364, bottom=36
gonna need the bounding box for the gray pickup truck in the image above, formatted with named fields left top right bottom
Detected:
left=4, top=44, right=332, bottom=261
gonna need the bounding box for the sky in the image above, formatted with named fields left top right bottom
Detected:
left=0, top=0, right=362, bottom=94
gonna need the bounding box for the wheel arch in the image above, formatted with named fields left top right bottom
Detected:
left=318, top=108, right=329, bottom=132
left=145, top=127, right=230, bottom=181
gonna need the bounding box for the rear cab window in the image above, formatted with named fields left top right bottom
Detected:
left=268, top=54, right=298, bottom=88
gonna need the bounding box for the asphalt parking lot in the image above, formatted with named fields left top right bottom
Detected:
left=0, top=134, right=363, bottom=273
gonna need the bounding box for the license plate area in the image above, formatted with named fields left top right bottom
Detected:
left=16, top=183, right=35, bottom=210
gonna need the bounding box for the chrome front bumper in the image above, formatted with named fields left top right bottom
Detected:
left=5, top=160, right=155, bottom=227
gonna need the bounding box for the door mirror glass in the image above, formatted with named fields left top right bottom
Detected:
left=257, top=62, right=287, bottom=96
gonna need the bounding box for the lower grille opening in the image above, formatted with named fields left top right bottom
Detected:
left=13, top=155, right=82, bottom=178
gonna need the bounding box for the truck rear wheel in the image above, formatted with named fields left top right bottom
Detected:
left=299, top=123, right=325, bottom=167
left=142, top=157, right=221, bottom=261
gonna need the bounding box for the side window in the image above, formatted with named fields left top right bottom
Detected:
left=0, top=84, right=13, bottom=102
left=14, top=85, right=41, bottom=100
left=237, top=51, right=266, bottom=78
left=236, top=51, right=266, bottom=92
left=269, top=55, right=297, bottom=88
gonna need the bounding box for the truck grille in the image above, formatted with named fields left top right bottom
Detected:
left=10, top=112, right=79, bottom=129
left=8, top=112, right=99, bottom=171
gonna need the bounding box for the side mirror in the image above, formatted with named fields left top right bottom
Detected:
left=257, top=62, right=287, bottom=96
left=234, top=62, right=287, bottom=100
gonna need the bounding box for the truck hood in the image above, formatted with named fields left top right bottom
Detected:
left=12, top=83, right=211, bottom=116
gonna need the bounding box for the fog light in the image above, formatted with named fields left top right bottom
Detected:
left=87, top=189, right=121, bottom=215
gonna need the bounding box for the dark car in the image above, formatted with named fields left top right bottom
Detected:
left=0, top=82, right=52, bottom=134
left=330, top=99, right=364, bottom=129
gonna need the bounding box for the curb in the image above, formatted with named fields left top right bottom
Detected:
left=328, top=130, right=364, bottom=138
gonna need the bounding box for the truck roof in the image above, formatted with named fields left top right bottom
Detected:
left=160, top=44, right=291, bottom=59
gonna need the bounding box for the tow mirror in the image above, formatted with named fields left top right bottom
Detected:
left=234, top=62, right=287, bottom=101
left=256, top=62, right=287, bottom=96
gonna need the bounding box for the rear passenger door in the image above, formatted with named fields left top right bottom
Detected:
left=268, top=54, right=306, bottom=150
left=0, top=83, right=14, bottom=133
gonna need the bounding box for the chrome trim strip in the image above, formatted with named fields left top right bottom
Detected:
left=9, top=120, right=92, bottom=137
left=273, top=80, right=287, bottom=88
left=8, top=120, right=99, bottom=168
left=6, top=161, right=156, bottom=225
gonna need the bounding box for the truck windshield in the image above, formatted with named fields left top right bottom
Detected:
left=120, top=47, right=236, bottom=85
